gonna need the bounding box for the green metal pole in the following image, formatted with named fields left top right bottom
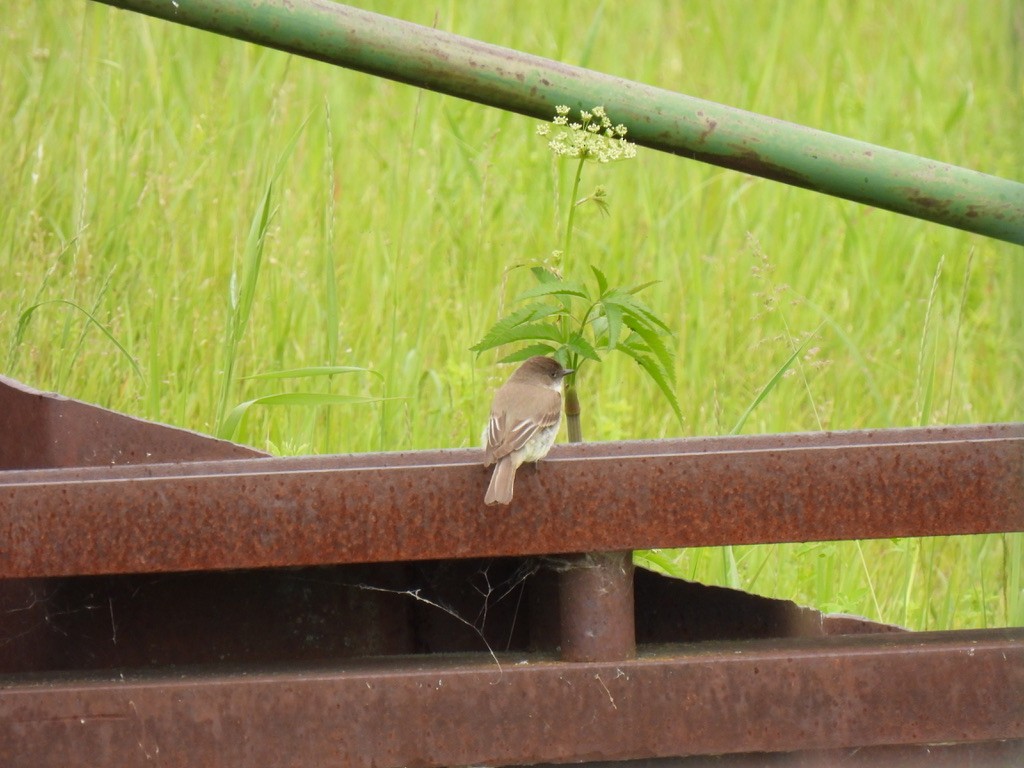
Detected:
left=94, top=0, right=1024, bottom=245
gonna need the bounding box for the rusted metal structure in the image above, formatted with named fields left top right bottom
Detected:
left=3, top=1, right=1023, bottom=765
left=1, top=375, right=1022, bottom=765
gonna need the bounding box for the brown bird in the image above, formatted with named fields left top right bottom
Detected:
left=483, top=355, right=573, bottom=505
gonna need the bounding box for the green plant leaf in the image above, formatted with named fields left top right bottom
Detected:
left=918, top=356, right=935, bottom=427
left=566, top=331, right=601, bottom=361
left=514, top=279, right=589, bottom=303
left=14, top=299, right=142, bottom=380
left=470, top=304, right=565, bottom=353
left=233, top=181, right=274, bottom=329
left=497, top=343, right=558, bottom=364
left=216, top=178, right=277, bottom=432
left=611, top=290, right=674, bottom=335
left=627, top=279, right=659, bottom=295
left=242, top=365, right=382, bottom=380
left=523, top=301, right=567, bottom=322
left=497, top=301, right=566, bottom=325
left=215, top=117, right=310, bottom=436
left=600, top=299, right=623, bottom=349
left=471, top=321, right=564, bottom=354
left=622, top=313, right=676, bottom=383
left=525, top=266, right=579, bottom=311
left=730, top=341, right=808, bottom=435
left=591, top=264, right=609, bottom=296
left=618, top=342, right=683, bottom=424
left=530, top=266, right=560, bottom=284
left=219, top=392, right=386, bottom=441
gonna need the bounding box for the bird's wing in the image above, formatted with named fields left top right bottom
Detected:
left=484, top=383, right=561, bottom=463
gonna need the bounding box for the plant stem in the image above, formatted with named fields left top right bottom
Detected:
left=560, top=155, right=587, bottom=440
left=560, top=156, right=587, bottom=341
left=565, top=384, right=582, bottom=443
left=563, top=155, right=586, bottom=269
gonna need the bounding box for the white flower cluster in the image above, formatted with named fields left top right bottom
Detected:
left=536, top=105, right=637, bottom=162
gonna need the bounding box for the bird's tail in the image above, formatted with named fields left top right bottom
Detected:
left=484, top=457, right=516, bottom=505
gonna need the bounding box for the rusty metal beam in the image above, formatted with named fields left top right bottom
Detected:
left=2, top=629, right=1021, bottom=767
left=1, top=424, right=1021, bottom=579
left=0, top=375, right=266, bottom=470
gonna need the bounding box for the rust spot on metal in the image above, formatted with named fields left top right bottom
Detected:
left=697, top=116, right=718, bottom=144
left=905, top=191, right=950, bottom=210
left=708, top=145, right=817, bottom=189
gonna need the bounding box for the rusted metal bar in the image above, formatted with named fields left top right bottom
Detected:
left=1, top=424, right=1021, bottom=579
left=2, top=629, right=1021, bottom=767
left=91, top=0, right=1024, bottom=244
left=0, top=375, right=266, bottom=470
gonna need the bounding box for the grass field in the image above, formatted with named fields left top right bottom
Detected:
left=2, top=1, right=1021, bottom=630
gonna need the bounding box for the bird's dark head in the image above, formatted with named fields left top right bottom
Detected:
left=511, top=356, right=574, bottom=388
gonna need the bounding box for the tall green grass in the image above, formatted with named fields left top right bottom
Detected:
left=1, top=1, right=1020, bottom=629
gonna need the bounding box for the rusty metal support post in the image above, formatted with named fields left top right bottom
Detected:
left=558, top=385, right=636, bottom=662
left=558, top=550, right=636, bottom=661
